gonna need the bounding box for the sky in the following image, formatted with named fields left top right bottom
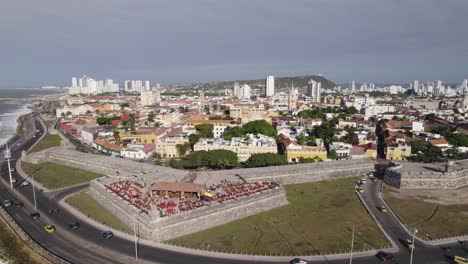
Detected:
left=1, top=0, right=468, bottom=86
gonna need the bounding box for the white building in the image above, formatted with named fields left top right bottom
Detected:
left=141, top=90, right=156, bottom=107
left=307, top=79, right=321, bottom=102
left=121, top=144, right=155, bottom=160
left=265, top=76, right=275, bottom=97
left=124, top=80, right=149, bottom=93
left=239, top=84, right=251, bottom=101
left=69, top=75, right=119, bottom=95
left=194, top=134, right=277, bottom=161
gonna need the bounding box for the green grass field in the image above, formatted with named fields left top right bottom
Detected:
left=169, top=177, right=390, bottom=255
left=43, top=119, right=55, bottom=128
left=66, top=191, right=132, bottom=234
left=383, top=186, right=468, bottom=240
left=31, top=132, right=61, bottom=152
left=22, top=162, right=103, bottom=190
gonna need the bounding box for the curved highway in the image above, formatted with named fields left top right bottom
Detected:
left=1, top=114, right=466, bottom=264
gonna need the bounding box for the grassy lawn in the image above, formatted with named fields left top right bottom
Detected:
left=43, top=119, right=55, bottom=128
left=31, top=132, right=61, bottom=152
left=0, top=216, right=46, bottom=264
left=22, top=162, right=103, bottom=190
left=66, top=191, right=132, bottom=234
left=169, top=177, right=389, bottom=255
left=383, top=185, right=468, bottom=240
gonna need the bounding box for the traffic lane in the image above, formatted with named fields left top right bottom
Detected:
left=360, top=179, right=464, bottom=264
left=0, top=182, right=127, bottom=264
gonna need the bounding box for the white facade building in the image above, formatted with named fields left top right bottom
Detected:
left=307, top=80, right=321, bottom=102
left=69, top=75, right=119, bottom=95
left=266, top=76, right=275, bottom=97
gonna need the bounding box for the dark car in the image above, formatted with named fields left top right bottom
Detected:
left=48, top=208, right=60, bottom=213
left=376, top=251, right=395, bottom=261
left=101, top=231, right=113, bottom=239
left=290, top=258, right=308, bottom=264
left=31, top=212, right=40, bottom=219
left=15, top=201, right=24, bottom=208
left=69, top=222, right=80, bottom=230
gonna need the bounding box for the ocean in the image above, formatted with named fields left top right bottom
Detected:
left=0, top=88, right=64, bottom=146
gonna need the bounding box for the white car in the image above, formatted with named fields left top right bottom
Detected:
left=361, top=179, right=366, bottom=184
left=368, top=172, right=374, bottom=177
left=21, top=181, right=30, bottom=187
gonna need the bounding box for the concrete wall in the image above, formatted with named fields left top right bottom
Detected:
left=384, top=161, right=468, bottom=189
left=208, top=159, right=375, bottom=185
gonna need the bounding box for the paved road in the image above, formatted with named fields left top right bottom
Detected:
left=0, top=114, right=466, bottom=264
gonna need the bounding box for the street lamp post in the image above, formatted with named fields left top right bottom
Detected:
left=5, top=144, right=13, bottom=188
left=31, top=173, right=37, bottom=209
left=410, top=228, right=418, bottom=264
left=349, top=227, right=355, bottom=264
left=134, top=215, right=138, bottom=262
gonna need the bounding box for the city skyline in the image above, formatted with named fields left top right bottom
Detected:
left=1, top=0, right=468, bottom=86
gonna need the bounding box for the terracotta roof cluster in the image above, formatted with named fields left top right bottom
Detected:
left=149, top=182, right=203, bottom=193
left=428, top=138, right=449, bottom=146
left=94, top=138, right=123, bottom=151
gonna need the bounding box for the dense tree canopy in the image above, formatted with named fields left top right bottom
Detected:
left=222, top=126, right=245, bottom=140
left=170, top=150, right=239, bottom=170
left=245, top=153, right=288, bottom=168
left=242, top=120, right=277, bottom=138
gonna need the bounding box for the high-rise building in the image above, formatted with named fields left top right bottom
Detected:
left=239, top=84, right=251, bottom=100
left=233, top=82, right=240, bottom=98
left=140, top=90, right=155, bottom=106
left=412, top=80, right=420, bottom=94
left=69, top=75, right=119, bottom=95
left=265, top=76, right=275, bottom=97
left=351, top=81, right=356, bottom=93
left=145, top=80, right=150, bottom=91
left=307, top=79, right=321, bottom=102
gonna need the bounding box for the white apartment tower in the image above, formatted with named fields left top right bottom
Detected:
left=265, top=75, right=275, bottom=97
left=233, top=82, right=240, bottom=98
left=239, top=84, right=251, bottom=100
left=307, top=79, right=321, bottom=102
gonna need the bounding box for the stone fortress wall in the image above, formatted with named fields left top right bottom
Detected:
left=90, top=179, right=288, bottom=241
left=26, top=147, right=376, bottom=241
left=384, top=159, right=468, bottom=189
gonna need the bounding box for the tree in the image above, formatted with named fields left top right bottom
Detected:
left=298, top=133, right=307, bottom=145
left=245, top=153, right=288, bottom=168
left=222, top=126, right=244, bottom=140
left=410, top=140, right=426, bottom=154
left=113, top=130, right=121, bottom=144
left=170, top=150, right=239, bottom=170
left=312, top=122, right=336, bottom=153
left=147, top=112, right=155, bottom=123
left=328, top=149, right=338, bottom=160
left=242, top=120, right=277, bottom=138
left=176, top=143, right=190, bottom=157
left=188, top=134, right=201, bottom=150
left=120, top=103, right=129, bottom=108
left=195, top=124, right=214, bottom=138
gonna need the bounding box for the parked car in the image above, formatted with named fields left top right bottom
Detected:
left=48, top=208, right=60, bottom=213
left=69, top=222, right=80, bottom=230
left=290, top=258, right=308, bottom=264
left=101, top=231, right=113, bottom=239
left=376, top=251, right=394, bottom=261
left=31, top=212, right=40, bottom=219
left=3, top=200, right=12, bottom=207
left=405, top=239, right=415, bottom=249
left=368, top=172, right=374, bottom=177
left=454, top=255, right=468, bottom=264
left=21, top=181, right=30, bottom=187
left=44, top=225, right=56, bottom=233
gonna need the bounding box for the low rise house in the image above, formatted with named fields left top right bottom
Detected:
left=279, top=135, right=327, bottom=162
left=121, top=144, right=155, bottom=160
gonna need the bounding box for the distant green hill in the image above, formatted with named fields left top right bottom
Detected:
left=191, top=75, right=336, bottom=92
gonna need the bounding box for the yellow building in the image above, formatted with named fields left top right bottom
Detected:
left=279, top=135, right=327, bottom=162
left=120, top=131, right=159, bottom=144
left=386, top=143, right=411, bottom=160
left=285, top=146, right=327, bottom=163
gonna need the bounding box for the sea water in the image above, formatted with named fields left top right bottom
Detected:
left=0, top=88, right=63, bottom=146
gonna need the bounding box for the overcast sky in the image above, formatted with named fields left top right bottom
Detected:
left=1, top=0, right=467, bottom=86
